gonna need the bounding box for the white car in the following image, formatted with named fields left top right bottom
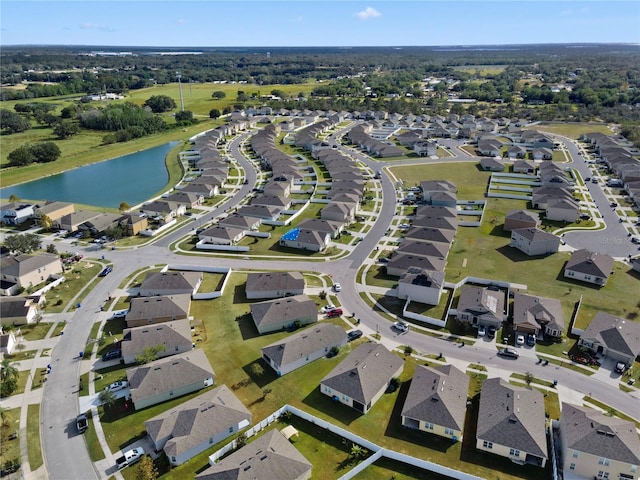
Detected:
left=105, top=381, right=128, bottom=393
left=516, top=334, right=525, bottom=346
left=398, top=223, right=411, bottom=229
left=393, top=322, right=409, bottom=333
left=321, top=304, right=336, bottom=313
left=477, top=325, right=486, bottom=337
left=333, top=283, right=341, bottom=292
left=111, top=310, right=127, bottom=319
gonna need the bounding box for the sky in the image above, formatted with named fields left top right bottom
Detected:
left=2, top=0, right=639, bottom=47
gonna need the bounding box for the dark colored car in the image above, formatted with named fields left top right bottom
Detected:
left=498, top=348, right=519, bottom=359
left=526, top=334, right=536, bottom=347
left=347, top=330, right=363, bottom=342
left=102, top=349, right=121, bottom=361
left=487, top=326, right=497, bottom=339
left=98, top=266, right=112, bottom=277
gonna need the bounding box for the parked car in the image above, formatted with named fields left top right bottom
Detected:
left=398, top=223, right=411, bottom=229
left=584, top=177, right=591, bottom=182
left=591, top=178, right=598, bottom=183
left=111, top=310, right=127, bottom=319
left=378, top=257, right=390, bottom=263
left=477, top=325, right=486, bottom=337
left=102, top=349, right=121, bottom=362
left=76, top=414, right=88, bottom=434
left=98, top=266, right=112, bottom=277
left=393, top=322, right=409, bottom=333
left=579, top=213, right=591, bottom=220
left=105, top=381, right=128, bottom=393
left=487, top=326, right=497, bottom=339
left=526, top=334, right=536, bottom=347
left=320, top=304, right=337, bottom=313
left=333, top=283, right=341, bottom=292
left=326, top=308, right=343, bottom=318
left=347, top=330, right=363, bottom=342
left=516, top=334, right=525, bottom=346
left=615, top=362, right=627, bottom=374
left=610, top=202, right=618, bottom=208
left=498, top=348, right=519, bottom=359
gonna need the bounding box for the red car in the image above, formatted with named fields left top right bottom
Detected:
left=326, top=308, right=343, bottom=318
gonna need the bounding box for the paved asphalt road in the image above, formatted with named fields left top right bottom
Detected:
left=40, top=130, right=638, bottom=480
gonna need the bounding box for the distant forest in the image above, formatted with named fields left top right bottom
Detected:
left=2, top=44, right=639, bottom=142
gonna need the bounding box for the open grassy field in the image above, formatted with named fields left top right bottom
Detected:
left=529, top=122, right=615, bottom=139
left=391, top=162, right=491, bottom=199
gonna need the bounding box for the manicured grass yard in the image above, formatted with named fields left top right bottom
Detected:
left=0, top=408, right=21, bottom=471
left=391, top=162, right=491, bottom=199
left=45, top=261, right=103, bottom=313
left=27, top=404, right=43, bottom=470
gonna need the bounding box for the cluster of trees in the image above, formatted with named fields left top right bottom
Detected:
left=3, top=233, right=42, bottom=254
left=77, top=102, right=166, bottom=144
left=7, top=142, right=61, bottom=166
left=143, top=95, right=176, bottom=113
left=0, top=358, right=20, bottom=397
left=1, top=109, right=32, bottom=134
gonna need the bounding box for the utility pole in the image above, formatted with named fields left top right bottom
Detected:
left=176, top=71, right=184, bottom=112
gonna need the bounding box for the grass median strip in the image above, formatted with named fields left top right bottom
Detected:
left=27, top=404, right=43, bottom=470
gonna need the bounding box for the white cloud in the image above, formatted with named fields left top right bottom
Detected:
left=355, top=7, right=381, bottom=20
left=80, top=23, right=115, bottom=32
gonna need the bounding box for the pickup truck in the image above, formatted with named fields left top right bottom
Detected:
left=116, top=447, right=144, bottom=469
left=76, top=414, right=88, bottom=434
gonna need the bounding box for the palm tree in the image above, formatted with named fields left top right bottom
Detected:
left=0, top=358, right=20, bottom=397
left=98, top=389, right=117, bottom=409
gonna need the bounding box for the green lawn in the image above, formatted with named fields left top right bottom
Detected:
left=0, top=407, right=21, bottom=471
left=45, top=261, right=103, bottom=313
left=365, top=265, right=399, bottom=289
left=27, top=404, right=43, bottom=470
left=390, top=162, right=491, bottom=199
left=83, top=410, right=106, bottom=462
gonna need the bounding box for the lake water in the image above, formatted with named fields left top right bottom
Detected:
left=0, top=142, right=178, bottom=209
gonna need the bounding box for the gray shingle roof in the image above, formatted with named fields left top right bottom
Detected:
left=513, top=293, right=565, bottom=333
left=121, top=320, right=192, bottom=360
left=127, top=349, right=214, bottom=405
left=0, top=253, right=60, bottom=278
left=457, top=286, right=504, bottom=318
left=477, top=378, right=547, bottom=459
left=560, top=403, right=640, bottom=464
left=195, top=429, right=312, bottom=480
left=246, top=272, right=304, bottom=295
left=127, top=294, right=191, bottom=322
left=145, top=385, right=251, bottom=459
left=402, top=364, right=469, bottom=431
left=250, top=295, right=317, bottom=329
left=140, top=271, right=201, bottom=293
left=321, top=343, right=404, bottom=406
left=262, top=323, right=347, bottom=368
left=565, top=249, right=614, bottom=278
left=511, top=227, right=558, bottom=243
left=581, top=312, right=640, bottom=358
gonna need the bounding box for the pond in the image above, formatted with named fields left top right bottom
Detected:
left=0, top=142, right=178, bottom=209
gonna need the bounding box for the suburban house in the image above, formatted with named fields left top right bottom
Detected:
left=546, top=198, right=579, bottom=223
left=261, top=323, right=347, bottom=376
left=245, top=272, right=305, bottom=300
left=250, top=295, right=318, bottom=334
left=578, top=312, right=640, bottom=368
left=77, top=212, right=122, bottom=236
left=0, top=330, right=17, bottom=356
left=385, top=254, right=446, bottom=277
left=59, top=210, right=102, bottom=233
left=296, top=218, right=344, bottom=239
left=181, top=182, right=219, bottom=198
left=164, top=191, right=203, bottom=209
left=118, top=214, right=148, bottom=236
left=279, top=228, right=331, bottom=253
left=138, top=271, right=202, bottom=297
left=564, top=249, right=614, bottom=286
left=0, top=296, right=43, bottom=326
left=126, top=349, right=215, bottom=410
left=479, top=157, right=505, bottom=172
left=34, top=201, right=74, bottom=228
left=403, top=227, right=455, bottom=246
left=194, top=429, right=312, bottom=480
left=512, top=293, right=565, bottom=338
left=411, top=215, right=458, bottom=231
left=320, top=343, right=404, bottom=414
left=401, top=364, right=469, bottom=441
left=397, top=268, right=446, bottom=306
left=218, top=214, right=261, bottom=231
left=320, top=202, right=356, bottom=223
left=237, top=204, right=281, bottom=222
left=476, top=378, right=548, bottom=468
left=121, top=319, right=193, bottom=365
left=420, top=180, right=457, bottom=204
left=512, top=159, right=536, bottom=173
left=456, top=285, right=505, bottom=328
left=396, top=240, right=450, bottom=260
left=559, top=403, right=640, bottom=480
left=198, top=225, right=246, bottom=245
left=125, top=294, right=191, bottom=328
left=141, top=201, right=186, bottom=224
left=0, top=253, right=63, bottom=296
left=503, top=210, right=540, bottom=232
left=145, top=385, right=251, bottom=466
left=1, top=202, right=34, bottom=225
left=510, top=227, right=561, bottom=256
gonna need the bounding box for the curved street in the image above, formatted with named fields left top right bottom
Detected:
left=33, top=128, right=638, bottom=480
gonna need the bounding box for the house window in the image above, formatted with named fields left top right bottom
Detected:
left=228, top=427, right=234, bottom=433
left=175, top=346, right=179, bottom=351
left=509, top=449, right=520, bottom=457
left=599, top=458, right=610, bottom=466
left=569, top=463, right=575, bottom=470
left=631, top=465, right=638, bottom=473
left=444, top=428, right=454, bottom=436
left=425, top=423, right=434, bottom=430
left=585, top=275, right=592, bottom=280
left=324, top=386, right=331, bottom=393
left=209, top=438, right=214, bottom=444
left=597, top=471, right=609, bottom=479
left=572, top=450, right=580, bottom=458
left=482, top=441, right=493, bottom=449
left=171, top=456, right=176, bottom=463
